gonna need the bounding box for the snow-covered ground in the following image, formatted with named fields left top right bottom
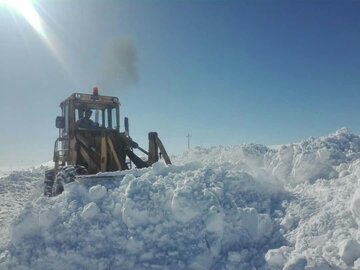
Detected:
left=1, top=128, right=360, bottom=269
left=0, top=168, right=44, bottom=252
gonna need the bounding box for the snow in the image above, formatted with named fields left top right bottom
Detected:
left=2, top=128, right=360, bottom=269
left=0, top=168, right=44, bottom=251
left=265, top=246, right=293, bottom=268
left=81, top=202, right=101, bottom=219
left=89, top=185, right=107, bottom=201
left=338, top=239, right=360, bottom=266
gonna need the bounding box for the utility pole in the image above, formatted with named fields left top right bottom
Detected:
left=186, top=134, right=191, bottom=151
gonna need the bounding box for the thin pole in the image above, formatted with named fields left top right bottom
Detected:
left=186, top=134, right=191, bottom=151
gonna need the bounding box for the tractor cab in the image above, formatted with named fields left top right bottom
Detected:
left=56, top=88, right=121, bottom=135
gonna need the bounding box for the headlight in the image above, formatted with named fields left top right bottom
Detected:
left=112, top=97, right=119, bottom=103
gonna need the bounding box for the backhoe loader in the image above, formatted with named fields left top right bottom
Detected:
left=44, top=88, right=171, bottom=196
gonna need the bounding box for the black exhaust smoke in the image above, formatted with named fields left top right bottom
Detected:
left=97, top=38, right=138, bottom=91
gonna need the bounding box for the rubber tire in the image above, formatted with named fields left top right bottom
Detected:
left=52, top=165, right=88, bottom=196
left=44, top=169, right=55, bottom=197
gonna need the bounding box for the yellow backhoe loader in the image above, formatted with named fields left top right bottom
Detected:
left=44, top=88, right=171, bottom=196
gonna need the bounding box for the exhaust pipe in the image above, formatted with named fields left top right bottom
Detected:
left=124, top=117, right=129, bottom=135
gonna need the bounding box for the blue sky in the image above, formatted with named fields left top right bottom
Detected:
left=1, top=0, right=360, bottom=168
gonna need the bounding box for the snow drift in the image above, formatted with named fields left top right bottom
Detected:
left=2, top=163, right=285, bottom=270
left=2, top=128, right=360, bottom=269
left=0, top=168, right=44, bottom=251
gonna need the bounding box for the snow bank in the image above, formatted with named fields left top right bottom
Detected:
left=2, top=128, right=360, bottom=269
left=185, top=128, right=360, bottom=186
left=0, top=168, right=44, bottom=251
left=2, top=162, right=285, bottom=270
left=264, top=129, right=360, bottom=269
left=269, top=127, right=360, bottom=184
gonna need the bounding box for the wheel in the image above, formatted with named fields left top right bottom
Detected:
left=44, top=169, right=55, bottom=197
left=52, top=165, right=88, bottom=196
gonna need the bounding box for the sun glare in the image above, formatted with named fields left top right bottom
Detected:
left=0, top=0, right=43, bottom=35
left=0, top=0, right=68, bottom=71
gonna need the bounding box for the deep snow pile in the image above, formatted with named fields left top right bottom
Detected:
left=0, top=168, right=44, bottom=251
left=2, top=128, right=360, bottom=269
left=1, top=163, right=286, bottom=270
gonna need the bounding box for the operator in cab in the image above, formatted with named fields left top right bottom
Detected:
left=76, top=109, right=97, bottom=129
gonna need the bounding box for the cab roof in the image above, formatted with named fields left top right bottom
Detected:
left=60, top=93, right=120, bottom=109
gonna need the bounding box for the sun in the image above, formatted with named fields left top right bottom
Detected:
left=0, top=0, right=43, bottom=35
left=0, top=0, right=68, bottom=73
